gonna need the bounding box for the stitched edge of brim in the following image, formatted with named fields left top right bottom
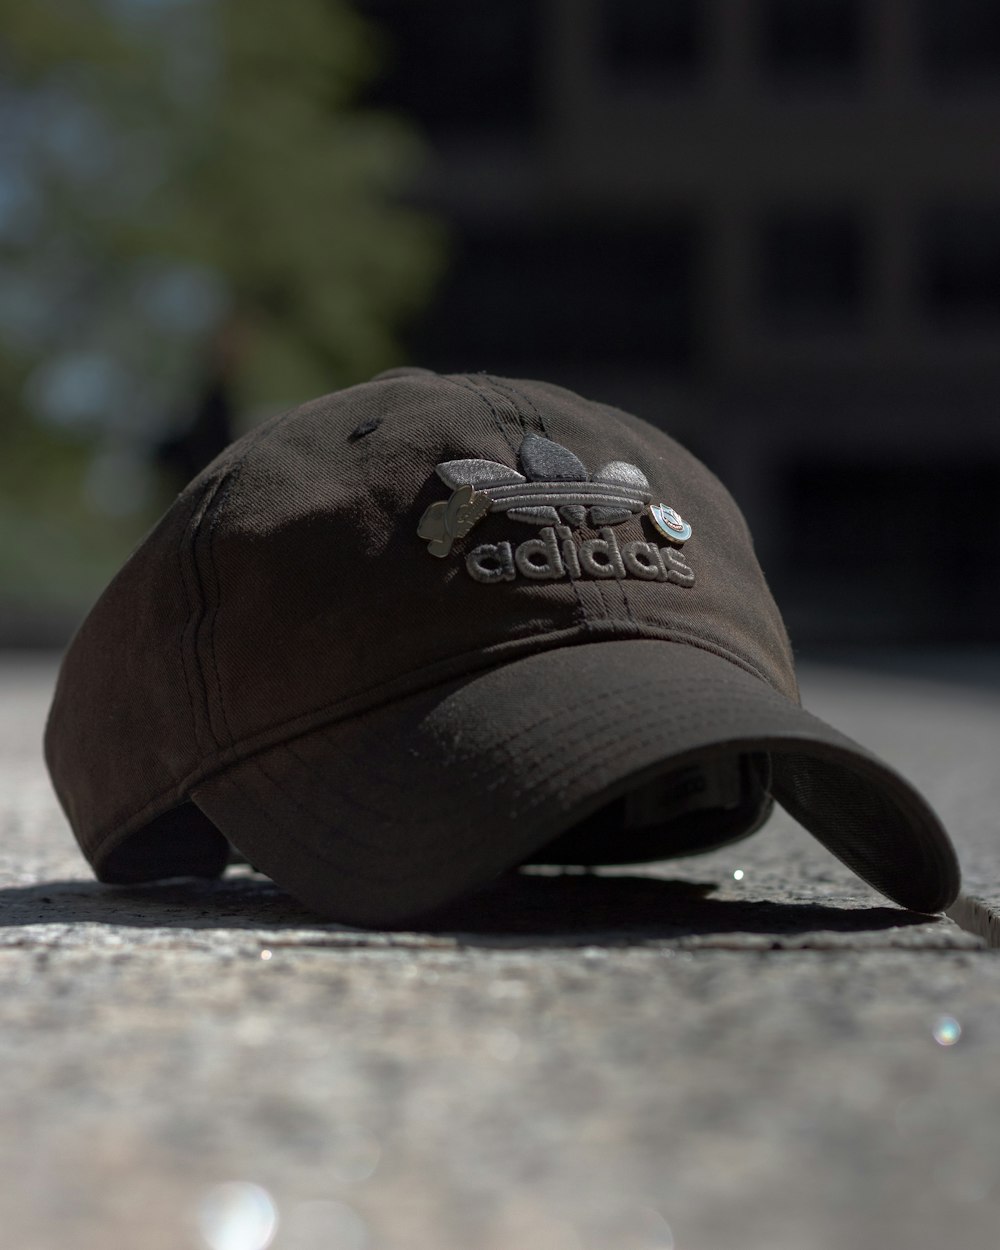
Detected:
left=186, top=639, right=961, bottom=926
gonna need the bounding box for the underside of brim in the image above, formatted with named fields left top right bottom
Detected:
left=768, top=747, right=959, bottom=913
left=174, top=640, right=962, bottom=926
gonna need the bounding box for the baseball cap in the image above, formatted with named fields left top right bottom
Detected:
left=44, top=368, right=961, bottom=925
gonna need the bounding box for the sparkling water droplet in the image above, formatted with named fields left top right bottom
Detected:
left=933, top=1015, right=962, bottom=1046
left=197, top=1182, right=278, bottom=1250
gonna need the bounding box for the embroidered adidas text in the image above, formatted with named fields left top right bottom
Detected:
left=466, top=525, right=695, bottom=586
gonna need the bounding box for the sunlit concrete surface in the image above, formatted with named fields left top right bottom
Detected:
left=1, top=650, right=999, bottom=1250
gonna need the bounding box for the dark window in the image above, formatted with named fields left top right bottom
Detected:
left=920, top=207, right=1000, bottom=329
left=918, top=0, right=1000, bottom=89
left=355, top=0, right=539, bottom=138
left=600, top=0, right=707, bottom=85
left=758, top=210, right=866, bottom=332
left=780, top=460, right=1000, bottom=642
left=410, top=217, right=701, bottom=374
left=758, top=0, right=864, bottom=86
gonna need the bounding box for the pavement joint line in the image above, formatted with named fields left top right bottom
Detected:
left=945, top=893, right=1000, bottom=949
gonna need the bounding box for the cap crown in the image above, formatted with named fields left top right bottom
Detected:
left=45, top=370, right=797, bottom=865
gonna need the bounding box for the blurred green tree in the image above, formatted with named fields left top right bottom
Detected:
left=0, top=0, right=442, bottom=636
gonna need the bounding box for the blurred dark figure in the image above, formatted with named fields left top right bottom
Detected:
left=156, top=320, right=244, bottom=491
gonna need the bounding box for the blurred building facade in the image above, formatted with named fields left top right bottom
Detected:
left=359, top=0, right=1000, bottom=643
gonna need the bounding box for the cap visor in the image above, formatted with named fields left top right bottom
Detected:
left=190, top=640, right=960, bottom=926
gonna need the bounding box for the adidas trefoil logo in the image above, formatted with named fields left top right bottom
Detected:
left=417, top=433, right=694, bottom=586
left=430, top=432, right=654, bottom=533
left=420, top=434, right=675, bottom=547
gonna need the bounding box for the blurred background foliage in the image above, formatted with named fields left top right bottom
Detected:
left=0, top=0, right=442, bottom=635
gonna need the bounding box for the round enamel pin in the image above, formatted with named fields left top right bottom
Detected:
left=648, top=502, right=692, bottom=543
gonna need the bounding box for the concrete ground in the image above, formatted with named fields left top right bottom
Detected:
left=1, top=650, right=998, bottom=1250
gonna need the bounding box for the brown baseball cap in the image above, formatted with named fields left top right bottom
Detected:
left=44, top=368, right=961, bottom=924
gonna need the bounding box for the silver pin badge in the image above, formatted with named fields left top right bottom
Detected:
left=648, top=502, right=692, bottom=543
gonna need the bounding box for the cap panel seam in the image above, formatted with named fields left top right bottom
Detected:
left=568, top=568, right=603, bottom=630
left=445, top=373, right=593, bottom=627
left=488, top=373, right=603, bottom=628
left=190, top=395, right=317, bottom=753
left=483, top=374, right=552, bottom=440
left=489, top=376, right=621, bottom=628
left=468, top=373, right=531, bottom=444
left=590, top=571, right=622, bottom=626
left=187, top=467, right=237, bottom=752
left=178, top=472, right=232, bottom=760
left=176, top=490, right=205, bottom=760
left=203, top=466, right=244, bottom=751
left=443, top=374, right=522, bottom=458
left=610, top=548, right=639, bottom=630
